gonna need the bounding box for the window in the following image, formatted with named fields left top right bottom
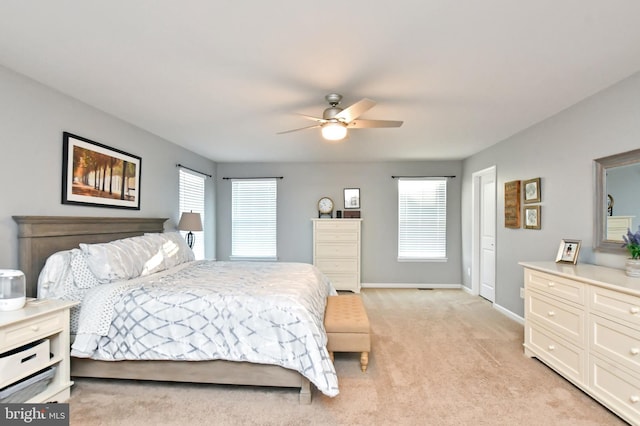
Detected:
left=398, top=178, right=447, bottom=261
left=179, top=169, right=205, bottom=260
left=231, top=179, right=277, bottom=260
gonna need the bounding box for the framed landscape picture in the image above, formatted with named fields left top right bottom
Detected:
left=62, top=132, right=141, bottom=209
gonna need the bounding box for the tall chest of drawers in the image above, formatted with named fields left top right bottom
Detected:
left=521, top=261, right=640, bottom=425
left=312, top=219, right=361, bottom=293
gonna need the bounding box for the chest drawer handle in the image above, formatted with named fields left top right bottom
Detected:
left=631, top=348, right=640, bottom=356
left=30, top=325, right=40, bottom=332
left=548, top=345, right=555, bottom=351
left=631, top=395, right=640, bottom=404
left=548, top=282, right=555, bottom=288
left=631, top=307, right=640, bottom=315
left=547, top=311, right=555, bottom=317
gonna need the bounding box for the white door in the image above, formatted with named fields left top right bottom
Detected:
left=472, top=166, right=496, bottom=302
left=479, top=172, right=496, bottom=301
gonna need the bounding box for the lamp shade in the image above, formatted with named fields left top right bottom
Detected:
left=321, top=122, right=347, bottom=141
left=178, top=212, right=203, bottom=232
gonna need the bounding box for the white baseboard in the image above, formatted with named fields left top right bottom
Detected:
left=362, top=283, right=462, bottom=289
left=493, top=303, right=524, bottom=325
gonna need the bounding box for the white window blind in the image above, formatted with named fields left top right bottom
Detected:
left=231, top=179, right=277, bottom=260
left=179, top=169, right=205, bottom=260
left=398, top=178, right=447, bottom=261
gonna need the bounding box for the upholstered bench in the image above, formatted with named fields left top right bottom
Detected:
left=324, top=295, right=371, bottom=372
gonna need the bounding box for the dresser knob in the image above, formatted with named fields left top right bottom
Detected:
left=548, top=345, right=555, bottom=351
left=631, top=395, right=640, bottom=403
left=548, top=311, right=556, bottom=317
left=548, top=282, right=555, bottom=287
left=631, top=307, right=640, bottom=315
left=631, top=348, right=640, bottom=356
left=30, top=325, right=40, bottom=332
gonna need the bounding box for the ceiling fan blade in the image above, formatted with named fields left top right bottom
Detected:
left=335, top=98, right=376, bottom=123
left=296, top=113, right=326, bottom=122
left=277, top=124, right=321, bottom=135
left=348, top=119, right=404, bottom=129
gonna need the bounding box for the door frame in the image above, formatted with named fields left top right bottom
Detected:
left=471, top=165, right=497, bottom=297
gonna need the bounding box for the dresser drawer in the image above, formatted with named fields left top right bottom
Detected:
left=315, top=243, right=358, bottom=258
left=589, top=355, right=640, bottom=424
left=590, top=315, right=640, bottom=373
left=590, top=286, right=640, bottom=328
left=324, top=273, right=358, bottom=292
left=315, top=231, right=358, bottom=243
left=315, top=259, right=358, bottom=274
left=525, top=323, right=585, bottom=383
left=525, top=269, right=585, bottom=305
left=526, top=291, right=584, bottom=345
left=315, top=220, right=360, bottom=231
left=0, top=312, right=63, bottom=353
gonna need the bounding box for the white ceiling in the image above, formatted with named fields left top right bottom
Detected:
left=1, top=1, right=640, bottom=163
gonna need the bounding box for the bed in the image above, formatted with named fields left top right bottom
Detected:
left=13, top=216, right=338, bottom=403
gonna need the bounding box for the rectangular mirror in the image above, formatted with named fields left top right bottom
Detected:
left=594, top=148, right=640, bottom=252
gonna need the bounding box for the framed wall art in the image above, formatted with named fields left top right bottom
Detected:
left=344, top=188, right=360, bottom=209
left=523, top=177, right=541, bottom=204
left=62, top=132, right=141, bottom=210
left=555, top=239, right=581, bottom=264
left=504, top=180, right=521, bottom=228
left=523, top=205, right=541, bottom=229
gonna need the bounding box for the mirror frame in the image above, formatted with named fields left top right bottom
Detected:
left=594, top=148, right=640, bottom=253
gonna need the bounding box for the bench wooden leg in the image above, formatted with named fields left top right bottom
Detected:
left=360, top=351, right=369, bottom=372
left=329, top=351, right=334, bottom=362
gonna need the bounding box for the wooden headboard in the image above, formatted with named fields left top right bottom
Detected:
left=12, top=216, right=167, bottom=297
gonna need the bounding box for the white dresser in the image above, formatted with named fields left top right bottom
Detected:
left=312, top=219, right=361, bottom=293
left=521, top=261, right=640, bottom=425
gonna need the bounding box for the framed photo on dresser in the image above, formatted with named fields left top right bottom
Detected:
left=555, top=239, right=581, bottom=264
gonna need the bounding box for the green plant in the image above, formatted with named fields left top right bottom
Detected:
left=622, top=226, right=640, bottom=259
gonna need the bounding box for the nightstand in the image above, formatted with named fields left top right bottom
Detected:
left=0, top=299, right=78, bottom=403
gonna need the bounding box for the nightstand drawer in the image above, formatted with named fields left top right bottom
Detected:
left=526, top=269, right=585, bottom=305
left=590, top=286, right=640, bottom=328
left=526, top=291, right=584, bottom=345
left=0, top=312, right=62, bottom=352
left=526, top=323, right=585, bottom=383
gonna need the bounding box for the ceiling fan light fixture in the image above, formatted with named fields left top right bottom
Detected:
left=321, top=122, right=347, bottom=141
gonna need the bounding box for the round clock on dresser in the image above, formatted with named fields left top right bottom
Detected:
left=318, top=197, right=334, bottom=218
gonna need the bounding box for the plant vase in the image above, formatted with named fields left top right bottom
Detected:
left=625, top=258, right=640, bottom=278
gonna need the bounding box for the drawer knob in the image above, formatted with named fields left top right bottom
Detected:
left=547, top=311, right=556, bottom=317
left=30, top=325, right=40, bottom=332
left=631, top=395, right=640, bottom=403
left=631, top=307, right=640, bottom=315
left=548, top=345, right=555, bottom=351
left=631, top=348, right=640, bottom=356
left=548, top=282, right=556, bottom=287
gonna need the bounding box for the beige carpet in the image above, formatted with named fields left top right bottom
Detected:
left=69, top=289, right=626, bottom=425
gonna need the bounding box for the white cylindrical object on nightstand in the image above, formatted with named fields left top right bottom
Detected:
left=0, top=270, right=26, bottom=311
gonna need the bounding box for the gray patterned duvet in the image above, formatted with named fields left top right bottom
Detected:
left=71, top=260, right=339, bottom=396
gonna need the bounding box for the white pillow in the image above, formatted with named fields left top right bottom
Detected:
left=80, top=234, right=167, bottom=283
left=146, top=232, right=195, bottom=268
left=37, top=250, right=73, bottom=299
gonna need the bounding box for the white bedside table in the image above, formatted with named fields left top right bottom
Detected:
left=0, top=299, right=78, bottom=403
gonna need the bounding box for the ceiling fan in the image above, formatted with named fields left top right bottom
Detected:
left=278, top=93, right=403, bottom=141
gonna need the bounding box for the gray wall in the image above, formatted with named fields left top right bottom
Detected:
left=216, top=161, right=462, bottom=285
left=461, top=71, right=640, bottom=317
left=0, top=65, right=217, bottom=269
